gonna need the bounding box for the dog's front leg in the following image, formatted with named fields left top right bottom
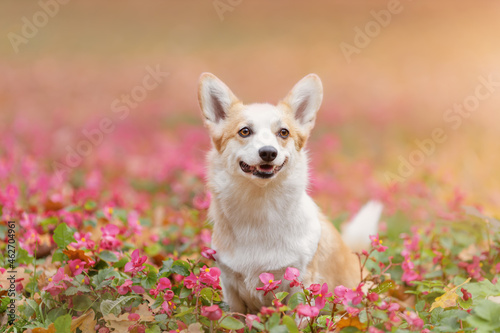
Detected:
left=221, top=278, right=247, bottom=313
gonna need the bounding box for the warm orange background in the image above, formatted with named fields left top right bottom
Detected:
left=1, top=1, right=499, bottom=215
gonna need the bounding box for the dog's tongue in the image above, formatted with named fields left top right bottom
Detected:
left=259, top=165, right=273, bottom=172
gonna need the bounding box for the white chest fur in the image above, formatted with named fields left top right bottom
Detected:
left=208, top=150, right=321, bottom=282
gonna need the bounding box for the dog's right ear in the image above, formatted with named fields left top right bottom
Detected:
left=198, top=73, right=239, bottom=126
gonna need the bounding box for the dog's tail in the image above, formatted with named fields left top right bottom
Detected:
left=341, top=200, right=383, bottom=253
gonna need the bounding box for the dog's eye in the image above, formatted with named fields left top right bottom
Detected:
left=278, top=128, right=289, bottom=138
left=238, top=127, right=251, bottom=137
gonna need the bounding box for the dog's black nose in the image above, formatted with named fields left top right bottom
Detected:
left=259, top=146, right=278, bottom=162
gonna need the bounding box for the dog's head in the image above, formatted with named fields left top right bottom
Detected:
left=198, top=73, right=323, bottom=185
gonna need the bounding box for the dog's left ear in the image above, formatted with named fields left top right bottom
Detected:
left=281, top=74, right=323, bottom=132
left=198, top=73, right=240, bottom=126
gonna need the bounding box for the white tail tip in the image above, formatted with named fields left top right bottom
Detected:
left=341, top=200, right=383, bottom=253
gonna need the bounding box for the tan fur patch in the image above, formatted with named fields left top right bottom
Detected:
left=305, top=215, right=361, bottom=289
left=210, top=102, right=245, bottom=152
left=279, top=101, right=309, bottom=151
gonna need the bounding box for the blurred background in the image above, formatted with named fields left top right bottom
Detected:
left=1, top=0, right=499, bottom=218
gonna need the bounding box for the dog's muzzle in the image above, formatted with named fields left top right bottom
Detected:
left=239, top=158, right=287, bottom=179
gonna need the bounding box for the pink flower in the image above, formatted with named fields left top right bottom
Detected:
left=128, top=313, right=140, bottom=321
left=334, top=285, right=349, bottom=298
left=346, top=306, right=360, bottom=315
left=157, top=277, right=172, bottom=290
left=43, top=268, right=73, bottom=297
left=161, top=300, right=176, bottom=316
left=124, top=249, right=147, bottom=276
left=193, top=191, right=211, bottom=210
left=401, top=256, right=421, bottom=285
left=245, top=314, right=261, bottom=330
left=201, top=247, right=216, bottom=261
left=308, top=284, right=321, bottom=295
left=368, top=327, right=385, bottom=333
left=183, top=273, right=199, bottom=290
left=458, top=256, right=484, bottom=280
left=68, top=259, right=86, bottom=276
left=314, top=283, right=332, bottom=310
left=117, top=279, right=145, bottom=295
left=368, top=292, right=379, bottom=302
left=284, top=267, right=301, bottom=288
left=100, top=224, right=122, bottom=250
left=256, top=273, right=281, bottom=296
left=199, top=266, right=221, bottom=289
left=369, top=234, right=388, bottom=252
left=379, top=301, right=400, bottom=312
left=295, top=304, right=319, bottom=318
left=402, top=311, right=424, bottom=330
left=151, top=278, right=174, bottom=298
left=103, top=205, right=115, bottom=220
left=201, top=305, right=222, bottom=321
left=126, top=210, right=143, bottom=236
left=69, top=232, right=95, bottom=250
left=344, top=284, right=364, bottom=305
left=461, top=288, right=472, bottom=301
left=260, top=307, right=276, bottom=316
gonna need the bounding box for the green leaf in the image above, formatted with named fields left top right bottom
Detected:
left=275, top=291, right=289, bottom=302
left=269, top=325, right=289, bottom=333
left=145, top=243, right=161, bottom=256
left=99, top=250, right=118, bottom=262
left=141, top=270, right=158, bottom=290
left=468, top=299, right=500, bottom=327
left=16, top=247, right=31, bottom=264
left=84, top=200, right=97, bottom=210
left=72, top=295, right=93, bottom=311
left=467, top=279, right=500, bottom=300
left=0, top=297, right=10, bottom=312
left=47, top=307, right=67, bottom=324
left=100, top=296, right=136, bottom=316
left=64, top=286, right=79, bottom=296
left=40, top=216, right=58, bottom=228
left=179, top=287, right=192, bottom=299
left=159, top=258, right=174, bottom=275
left=26, top=299, right=41, bottom=320
left=372, top=279, right=396, bottom=294
left=51, top=248, right=68, bottom=263
left=174, top=306, right=194, bottom=318
left=200, top=287, right=221, bottom=302
left=267, top=312, right=280, bottom=329
left=145, top=325, right=162, bottom=333
left=112, top=256, right=128, bottom=268
left=219, top=316, right=244, bottom=330
left=53, top=223, right=75, bottom=248
left=288, top=292, right=306, bottom=309
left=171, top=260, right=190, bottom=276
left=432, top=309, right=468, bottom=332
left=54, top=314, right=72, bottom=333
left=282, top=315, right=299, bottom=333
left=415, top=300, right=426, bottom=312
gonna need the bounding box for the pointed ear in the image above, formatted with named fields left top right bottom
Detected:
left=198, top=73, right=239, bottom=125
left=281, top=74, right=323, bottom=130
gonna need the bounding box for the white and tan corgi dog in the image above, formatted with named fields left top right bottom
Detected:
left=198, top=73, right=382, bottom=313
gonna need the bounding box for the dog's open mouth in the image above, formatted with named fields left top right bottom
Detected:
left=239, top=159, right=287, bottom=179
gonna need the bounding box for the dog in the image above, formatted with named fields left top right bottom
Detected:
left=198, top=72, right=383, bottom=313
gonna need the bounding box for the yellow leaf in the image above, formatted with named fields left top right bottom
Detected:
left=133, top=303, right=154, bottom=322
left=430, top=278, right=471, bottom=311
left=335, top=314, right=366, bottom=332
left=103, top=313, right=134, bottom=332
left=70, top=309, right=96, bottom=333
left=31, top=323, right=55, bottom=333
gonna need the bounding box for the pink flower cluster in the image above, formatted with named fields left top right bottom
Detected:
left=184, top=266, right=221, bottom=291
left=124, top=249, right=148, bottom=276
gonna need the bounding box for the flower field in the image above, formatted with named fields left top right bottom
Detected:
left=1, top=1, right=500, bottom=332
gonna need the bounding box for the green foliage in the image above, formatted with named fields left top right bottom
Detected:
left=53, top=223, right=76, bottom=248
